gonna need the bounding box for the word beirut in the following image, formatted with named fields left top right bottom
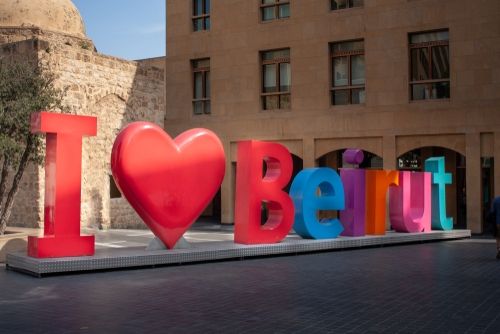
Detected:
left=28, top=112, right=453, bottom=259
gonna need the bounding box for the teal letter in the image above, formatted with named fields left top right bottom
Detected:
left=424, top=157, right=453, bottom=230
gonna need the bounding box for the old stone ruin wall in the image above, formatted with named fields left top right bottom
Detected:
left=1, top=31, right=165, bottom=231
left=0, top=38, right=47, bottom=229
left=0, top=27, right=94, bottom=52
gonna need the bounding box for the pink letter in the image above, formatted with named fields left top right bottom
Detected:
left=389, top=171, right=432, bottom=233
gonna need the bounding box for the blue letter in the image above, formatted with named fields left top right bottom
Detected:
left=289, top=168, right=345, bottom=239
left=424, top=157, right=453, bottom=230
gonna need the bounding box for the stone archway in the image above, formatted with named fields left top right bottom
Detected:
left=397, top=146, right=467, bottom=229
left=396, top=135, right=465, bottom=158
left=317, top=149, right=383, bottom=170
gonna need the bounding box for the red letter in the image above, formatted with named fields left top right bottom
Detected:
left=28, top=112, right=97, bottom=258
left=234, top=141, right=294, bottom=244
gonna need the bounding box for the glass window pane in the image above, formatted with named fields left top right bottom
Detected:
left=262, top=49, right=289, bottom=61
left=332, top=90, right=349, bottom=105
left=431, top=82, right=450, bottom=99
left=412, top=84, right=430, bottom=100
left=411, top=48, right=429, bottom=81
left=194, top=72, right=203, bottom=99
left=262, top=0, right=276, bottom=4
left=352, top=89, right=365, bottom=104
left=262, top=51, right=273, bottom=61
left=193, top=59, right=210, bottom=69
left=193, top=18, right=203, bottom=31
left=194, top=0, right=203, bottom=16
left=263, top=64, right=277, bottom=92
left=279, top=63, right=291, bottom=92
left=193, top=101, right=203, bottom=115
left=205, top=72, right=210, bottom=98
left=333, top=57, right=348, bottom=87
left=410, top=31, right=449, bottom=44
left=331, top=40, right=364, bottom=53
left=279, top=4, right=290, bottom=18
left=274, top=49, right=290, bottom=58
left=204, top=0, right=211, bottom=14
left=435, top=31, right=449, bottom=41
left=432, top=45, right=449, bottom=79
left=204, top=101, right=211, bottom=114
left=262, top=7, right=276, bottom=21
left=332, top=0, right=347, bottom=10
left=351, top=55, right=365, bottom=85
left=264, top=95, right=279, bottom=110
left=280, top=94, right=291, bottom=109
left=205, top=17, right=210, bottom=30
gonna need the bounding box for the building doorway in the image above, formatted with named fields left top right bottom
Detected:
left=200, top=187, right=222, bottom=222
left=482, top=157, right=494, bottom=233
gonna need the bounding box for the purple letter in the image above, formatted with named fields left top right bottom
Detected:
left=339, top=149, right=366, bottom=236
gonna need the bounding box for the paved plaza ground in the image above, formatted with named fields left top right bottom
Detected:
left=0, top=234, right=499, bottom=333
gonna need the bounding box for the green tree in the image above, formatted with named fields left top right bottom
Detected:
left=0, top=59, right=66, bottom=234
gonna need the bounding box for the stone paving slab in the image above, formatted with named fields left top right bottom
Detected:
left=6, top=229, right=471, bottom=276
left=1, top=237, right=498, bottom=333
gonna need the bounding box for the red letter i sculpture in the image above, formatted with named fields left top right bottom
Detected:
left=28, top=112, right=97, bottom=258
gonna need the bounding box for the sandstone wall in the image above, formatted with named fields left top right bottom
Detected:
left=46, top=38, right=165, bottom=230
left=0, top=39, right=45, bottom=228
left=166, top=0, right=500, bottom=232
left=137, top=56, right=165, bottom=70
left=1, top=29, right=165, bottom=230
left=0, top=27, right=94, bottom=51
left=110, top=198, right=145, bottom=230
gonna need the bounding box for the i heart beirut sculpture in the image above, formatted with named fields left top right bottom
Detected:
left=111, top=122, right=225, bottom=249
left=26, top=112, right=454, bottom=259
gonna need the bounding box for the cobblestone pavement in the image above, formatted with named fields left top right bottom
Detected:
left=0, top=238, right=499, bottom=334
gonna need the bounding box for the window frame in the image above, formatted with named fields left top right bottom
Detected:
left=192, top=0, right=210, bottom=32
left=330, top=39, right=365, bottom=106
left=261, top=49, right=291, bottom=110
left=260, top=0, right=290, bottom=22
left=330, top=0, right=364, bottom=11
left=409, top=29, right=450, bottom=101
left=192, top=58, right=211, bottom=115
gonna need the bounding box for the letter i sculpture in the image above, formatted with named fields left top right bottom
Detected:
left=28, top=112, right=97, bottom=258
left=339, top=149, right=366, bottom=236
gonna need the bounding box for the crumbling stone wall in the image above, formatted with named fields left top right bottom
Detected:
left=1, top=29, right=165, bottom=230
left=0, top=27, right=93, bottom=51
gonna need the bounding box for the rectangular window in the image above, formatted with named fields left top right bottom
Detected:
left=193, top=0, right=210, bottom=31
left=330, top=40, right=365, bottom=105
left=409, top=30, right=450, bottom=100
left=261, top=0, right=290, bottom=22
left=261, top=49, right=291, bottom=110
left=192, top=59, right=210, bottom=115
left=331, top=0, right=364, bottom=11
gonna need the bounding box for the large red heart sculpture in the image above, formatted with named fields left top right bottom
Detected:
left=111, top=122, right=225, bottom=249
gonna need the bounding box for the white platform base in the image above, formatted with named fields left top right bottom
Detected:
left=6, top=230, right=471, bottom=277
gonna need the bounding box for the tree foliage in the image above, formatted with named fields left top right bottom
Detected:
left=0, top=59, right=66, bottom=234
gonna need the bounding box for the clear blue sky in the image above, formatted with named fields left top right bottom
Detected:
left=72, top=0, right=165, bottom=61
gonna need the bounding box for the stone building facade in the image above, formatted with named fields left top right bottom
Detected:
left=165, top=0, right=500, bottom=233
left=0, top=0, right=165, bottom=230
